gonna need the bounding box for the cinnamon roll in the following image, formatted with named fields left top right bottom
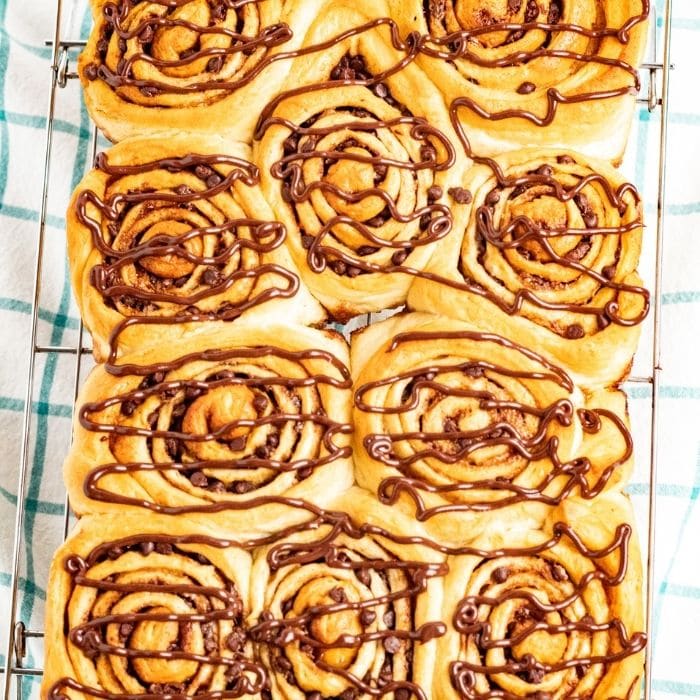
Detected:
left=406, top=149, right=647, bottom=387
left=67, top=134, right=324, bottom=364
left=63, top=322, right=353, bottom=533
left=42, top=512, right=262, bottom=700
left=78, top=0, right=324, bottom=142
left=388, top=0, right=649, bottom=162
left=351, top=312, right=635, bottom=545
left=254, top=5, right=468, bottom=320
left=248, top=487, right=447, bottom=700
left=419, top=493, right=646, bottom=700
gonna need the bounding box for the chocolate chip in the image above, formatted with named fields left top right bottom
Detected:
left=486, top=189, right=501, bottom=206
left=232, top=480, right=254, bottom=494
left=537, top=165, right=554, bottom=177
left=329, top=586, right=346, bottom=603
left=139, top=25, right=154, bottom=43
left=190, top=471, right=208, bottom=488
left=391, top=249, right=408, bottom=265
left=383, top=610, right=395, bottom=627
left=119, top=622, right=134, bottom=638
left=528, top=667, right=545, bottom=684
left=340, top=689, right=357, bottom=700
left=297, top=467, right=313, bottom=479
left=165, top=438, right=181, bottom=458
left=443, top=418, right=459, bottom=433
left=508, top=0, right=523, bottom=11
left=557, top=154, right=575, bottom=164
left=255, top=445, right=270, bottom=459
left=383, top=635, right=401, bottom=653
left=360, top=609, right=377, bottom=626
left=253, top=395, right=268, bottom=413
left=120, top=400, right=137, bottom=417
left=358, top=246, right=379, bottom=256
left=548, top=1, right=561, bottom=23
left=525, top=0, right=539, bottom=22
left=346, top=265, right=361, bottom=278
left=175, top=184, right=193, bottom=196
left=226, top=629, right=246, bottom=652
left=140, top=85, right=159, bottom=97
left=492, top=566, right=509, bottom=583
left=583, top=212, right=598, bottom=228
left=228, top=436, right=246, bottom=451
left=356, top=568, right=371, bottom=586
left=373, top=83, right=389, bottom=98
left=206, top=173, right=222, bottom=189
left=517, top=81, right=536, bottom=94
left=140, top=541, right=155, bottom=555
left=207, top=56, right=224, bottom=73
left=155, top=542, right=173, bottom=555
left=97, top=38, right=109, bottom=55
left=427, top=185, right=443, bottom=201
left=202, top=267, right=220, bottom=286
left=565, top=324, right=585, bottom=340
left=301, top=235, right=315, bottom=249
left=306, top=693, right=322, bottom=700
left=195, top=165, right=213, bottom=180
left=598, top=265, right=616, bottom=282
left=395, top=690, right=410, bottom=700
left=331, top=260, right=347, bottom=276
left=84, top=63, right=98, bottom=80
left=550, top=562, right=568, bottom=581
left=266, top=433, right=279, bottom=448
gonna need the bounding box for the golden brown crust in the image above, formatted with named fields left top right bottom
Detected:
left=66, top=133, right=325, bottom=363
left=41, top=512, right=256, bottom=700
left=407, top=148, right=645, bottom=388
left=79, top=0, right=326, bottom=143
left=351, top=312, right=636, bottom=545
left=386, top=0, right=649, bottom=163
left=417, top=492, right=645, bottom=700
left=253, top=2, right=470, bottom=319
left=63, top=322, right=353, bottom=533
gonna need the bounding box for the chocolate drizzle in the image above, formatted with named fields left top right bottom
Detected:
left=420, top=0, right=649, bottom=126
left=448, top=523, right=647, bottom=698
left=77, top=151, right=300, bottom=366
left=77, top=344, right=353, bottom=511
left=255, top=49, right=456, bottom=289
left=355, top=329, right=634, bottom=519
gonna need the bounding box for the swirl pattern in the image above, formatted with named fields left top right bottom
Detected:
left=68, top=135, right=324, bottom=363
left=388, top=0, right=649, bottom=159
left=248, top=493, right=447, bottom=700
left=255, top=10, right=465, bottom=319
left=79, top=0, right=326, bottom=141
left=352, top=313, right=635, bottom=544
left=63, top=323, right=353, bottom=532
left=407, top=149, right=647, bottom=385
left=422, top=495, right=646, bottom=700
left=43, top=514, right=262, bottom=700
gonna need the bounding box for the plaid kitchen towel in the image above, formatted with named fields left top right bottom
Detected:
left=0, top=0, right=698, bottom=697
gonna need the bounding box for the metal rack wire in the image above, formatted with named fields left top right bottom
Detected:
left=0, top=0, right=675, bottom=698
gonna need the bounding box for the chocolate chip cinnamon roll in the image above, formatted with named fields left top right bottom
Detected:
left=63, top=323, right=353, bottom=533
left=248, top=487, right=447, bottom=700
left=420, top=493, right=646, bottom=700
left=67, top=134, right=324, bottom=364
left=254, top=6, right=467, bottom=320
left=387, top=0, right=649, bottom=162
left=78, top=0, right=325, bottom=142
left=407, top=149, right=647, bottom=387
left=42, top=512, right=261, bottom=700
left=351, top=313, right=636, bottom=545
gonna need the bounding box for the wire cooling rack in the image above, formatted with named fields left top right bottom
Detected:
left=0, top=1, right=675, bottom=698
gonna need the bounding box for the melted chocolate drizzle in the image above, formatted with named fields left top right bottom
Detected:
left=77, top=151, right=300, bottom=367
left=355, top=330, right=634, bottom=518
left=78, top=344, right=353, bottom=511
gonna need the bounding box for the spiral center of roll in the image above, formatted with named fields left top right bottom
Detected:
left=294, top=581, right=362, bottom=669
left=151, top=1, right=208, bottom=62
left=510, top=195, right=568, bottom=262
left=137, top=221, right=200, bottom=278
left=131, top=610, right=198, bottom=683
left=183, top=385, right=258, bottom=441
left=325, top=147, right=386, bottom=219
